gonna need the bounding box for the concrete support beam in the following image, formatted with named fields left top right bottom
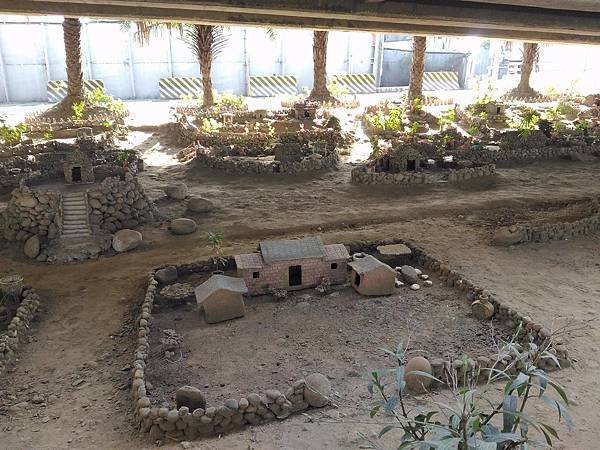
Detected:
left=2, top=0, right=600, bottom=44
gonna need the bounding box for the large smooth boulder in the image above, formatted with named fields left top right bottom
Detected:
left=304, top=373, right=331, bottom=407
left=187, top=197, right=214, bottom=213
left=155, top=266, right=178, bottom=284
left=400, top=265, right=419, bottom=284
left=405, top=356, right=433, bottom=394
left=164, top=183, right=188, bottom=200
left=23, top=235, right=40, bottom=259
left=112, top=229, right=142, bottom=253
left=169, top=218, right=197, bottom=235
left=176, top=386, right=206, bottom=412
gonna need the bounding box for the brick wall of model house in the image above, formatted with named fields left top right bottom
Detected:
left=239, top=258, right=348, bottom=294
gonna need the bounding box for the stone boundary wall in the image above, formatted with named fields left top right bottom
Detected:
left=350, top=164, right=496, bottom=185
left=1, top=186, right=62, bottom=242
left=194, top=149, right=339, bottom=175
left=132, top=241, right=568, bottom=442
left=0, top=286, right=41, bottom=374
left=24, top=109, right=128, bottom=132
left=88, top=173, right=157, bottom=234
left=347, top=239, right=568, bottom=384
left=132, top=263, right=320, bottom=442
left=493, top=211, right=600, bottom=246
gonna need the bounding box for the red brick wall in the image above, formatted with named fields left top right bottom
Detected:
left=239, top=258, right=348, bottom=295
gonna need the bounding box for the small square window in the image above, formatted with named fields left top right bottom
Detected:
left=331, top=263, right=338, bottom=270
left=252, top=271, right=260, bottom=279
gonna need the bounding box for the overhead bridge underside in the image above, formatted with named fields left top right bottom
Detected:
left=2, top=0, right=600, bottom=44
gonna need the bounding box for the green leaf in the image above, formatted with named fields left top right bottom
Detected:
left=379, top=424, right=396, bottom=438
left=507, top=372, right=529, bottom=394
left=397, top=367, right=406, bottom=393
left=384, top=395, right=399, bottom=414
left=370, top=405, right=381, bottom=418
left=406, top=370, right=443, bottom=385
left=502, top=395, right=517, bottom=432
left=539, top=395, right=573, bottom=430
left=547, top=380, right=569, bottom=406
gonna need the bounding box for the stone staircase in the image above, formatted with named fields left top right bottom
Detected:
left=61, top=191, right=92, bottom=239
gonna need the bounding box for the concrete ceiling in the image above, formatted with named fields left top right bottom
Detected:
left=2, top=0, right=600, bottom=44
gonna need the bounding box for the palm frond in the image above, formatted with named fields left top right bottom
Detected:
left=182, top=25, right=230, bottom=61
left=132, top=21, right=184, bottom=46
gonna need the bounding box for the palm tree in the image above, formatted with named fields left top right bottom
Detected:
left=132, top=22, right=228, bottom=107
left=506, top=42, right=540, bottom=97
left=408, top=36, right=426, bottom=102
left=39, top=17, right=84, bottom=118
left=308, top=30, right=333, bottom=102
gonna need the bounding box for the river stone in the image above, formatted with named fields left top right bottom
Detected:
left=16, top=194, right=38, bottom=208
left=492, top=227, right=527, bottom=246
left=164, top=183, right=188, bottom=200
left=112, top=229, right=142, bottom=253
left=471, top=300, right=495, bottom=320
left=155, top=266, right=178, bottom=284
left=405, top=356, right=433, bottom=394
left=304, top=373, right=331, bottom=407
left=88, top=198, right=102, bottom=209
left=176, top=386, right=206, bottom=412
left=23, top=235, right=40, bottom=259
left=400, top=265, right=419, bottom=284
left=187, top=197, right=215, bottom=213
left=169, top=218, right=197, bottom=235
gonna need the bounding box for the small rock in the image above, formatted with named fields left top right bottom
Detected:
left=395, top=279, right=404, bottom=288
left=304, top=373, right=331, bottom=407
left=187, top=197, right=214, bottom=213
left=424, top=280, right=433, bottom=287
left=31, top=394, right=44, bottom=405
left=169, top=218, right=197, bottom=235
left=155, top=266, right=178, bottom=284
left=176, top=386, right=206, bottom=412
left=492, top=227, right=527, bottom=246
left=419, top=274, right=429, bottom=280
left=400, top=265, right=419, bottom=284
left=164, top=183, right=188, bottom=200
left=112, top=229, right=142, bottom=253
left=24, top=235, right=41, bottom=259
left=405, top=356, right=433, bottom=394
left=410, top=283, right=420, bottom=291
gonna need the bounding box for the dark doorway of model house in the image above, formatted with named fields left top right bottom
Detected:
left=72, top=166, right=82, bottom=182
left=407, top=160, right=416, bottom=171
left=289, top=265, right=302, bottom=286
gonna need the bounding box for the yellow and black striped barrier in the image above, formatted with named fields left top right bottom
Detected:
left=47, top=79, right=104, bottom=103
left=422, top=71, right=460, bottom=91
left=248, top=75, right=297, bottom=97
left=330, top=73, right=376, bottom=94
left=159, top=77, right=204, bottom=99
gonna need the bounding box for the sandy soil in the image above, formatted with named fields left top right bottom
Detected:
left=146, top=273, right=513, bottom=409
left=0, top=123, right=599, bottom=449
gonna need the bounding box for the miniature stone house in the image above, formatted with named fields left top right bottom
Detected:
left=294, top=102, right=318, bottom=120
left=348, top=254, right=397, bottom=296
left=375, top=146, right=424, bottom=173
left=253, top=109, right=268, bottom=119
left=235, top=236, right=349, bottom=295
left=274, top=143, right=304, bottom=164
left=63, top=150, right=94, bottom=184
left=194, top=274, right=248, bottom=323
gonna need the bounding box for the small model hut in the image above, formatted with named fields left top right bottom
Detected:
left=63, top=149, right=94, bottom=184
left=194, top=274, right=248, bottom=323
left=348, top=254, right=397, bottom=296
left=274, top=143, right=304, bottom=164
left=235, top=236, right=349, bottom=295
left=375, top=146, right=424, bottom=173
left=293, top=101, right=318, bottom=120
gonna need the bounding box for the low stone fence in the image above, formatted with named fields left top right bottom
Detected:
left=492, top=211, right=600, bottom=246
left=350, top=164, right=496, bottom=185
left=194, top=149, right=339, bottom=175
left=0, top=285, right=41, bottom=374
left=1, top=186, right=62, bottom=242
left=132, top=264, right=325, bottom=442
left=88, top=173, right=157, bottom=233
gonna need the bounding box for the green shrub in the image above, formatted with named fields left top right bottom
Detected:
left=0, top=116, right=26, bottom=146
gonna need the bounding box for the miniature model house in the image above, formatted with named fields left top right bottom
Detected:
left=293, top=102, right=318, bottom=120
left=194, top=274, right=248, bottom=323
left=63, top=150, right=95, bottom=184
left=348, top=254, right=397, bottom=296
left=234, top=236, right=349, bottom=295
left=376, top=146, right=424, bottom=173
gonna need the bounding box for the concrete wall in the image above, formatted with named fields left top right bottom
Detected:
left=0, top=19, right=376, bottom=103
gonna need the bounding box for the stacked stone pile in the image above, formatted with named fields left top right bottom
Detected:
left=1, top=186, right=61, bottom=241
left=351, top=164, right=496, bottom=185
left=88, top=173, right=157, bottom=233
left=0, top=285, right=40, bottom=374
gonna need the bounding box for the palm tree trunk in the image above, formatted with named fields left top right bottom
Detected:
left=195, top=24, right=214, bottom=107
left=518, top=42, right=538, bottom=92
left=308, top=30, right=332, bottom=102
left=63, top=17, right=84, bottom=104
left=408, top=36, right=426, bottom=102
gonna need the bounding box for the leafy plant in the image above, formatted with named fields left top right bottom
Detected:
left=366, top=107, right=404, bottom=132
left=437, top=109, right=456, bottom=131
left=72, top=101, right=85, bottom=120
left=42, top=130, right=55, bottom=140
left=467, top=127, right=481, bottom=137
left=406, top=121, right=420, bottom=135
left=215, top=91, right=246, bottom=110
left=575, top=120, right=590, bottom=135
left=362, top=328, right=571, bottom=450
left=411, top=97, right=423, bottom=113
left=327, top=80, right=349, bottom=99
left=85, top=87, right=126, bottom=114
left=201, top=117, right=223, bottom=133
left=0, top=117, right=27, bottom=146
left=207, top=231, right=227, bottom=271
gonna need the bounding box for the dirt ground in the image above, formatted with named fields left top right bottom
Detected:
left=146, top=273, right=513, bottom=409
left=0, top=121, right=599, bottom=449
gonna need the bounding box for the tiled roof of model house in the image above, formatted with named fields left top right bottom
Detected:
left=195, top=274, right=248, bottom=303
left=348, top=255, right=394, bottom=274
left=235, top=237, right=350, bottom=268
